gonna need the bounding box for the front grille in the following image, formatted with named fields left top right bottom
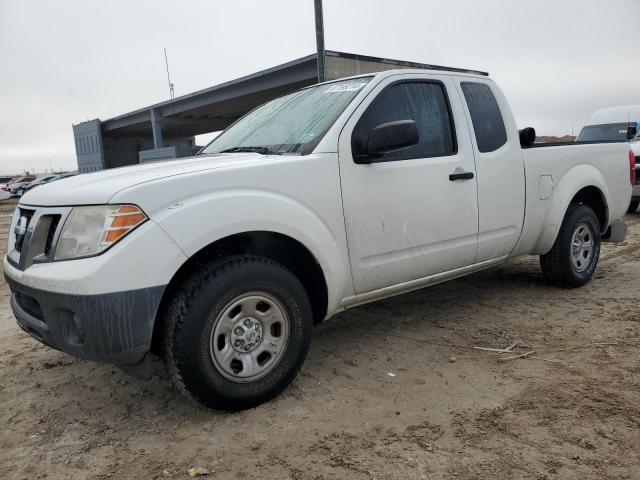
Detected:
left=14, top=208, right=35, bottom=252
left=9, top=206, right=70, bottom=271
left=44, top=215, right=61, bottom=256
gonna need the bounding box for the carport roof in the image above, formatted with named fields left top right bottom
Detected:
left=94, top=50, right=488, bottom=139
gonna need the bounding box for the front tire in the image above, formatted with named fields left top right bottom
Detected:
left=161, top=256, right=313, bottom=410
left=540, top=204, right=601, bottom=287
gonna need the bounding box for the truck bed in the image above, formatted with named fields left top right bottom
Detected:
left=513, top=141, right=631, bottom=256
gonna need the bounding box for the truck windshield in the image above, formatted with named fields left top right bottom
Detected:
left=576, top=123, right=635, bottom=142
left=201, top=77, right=372, bottom=156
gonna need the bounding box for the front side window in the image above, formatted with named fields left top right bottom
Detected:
left=201, top=77, right=372, bottom=156
left=461, top=82, right=507, bottom=153
left=352, top=81, right=456, bottom=162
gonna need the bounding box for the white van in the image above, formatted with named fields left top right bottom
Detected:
left=577, top=105, right=640, bottom=212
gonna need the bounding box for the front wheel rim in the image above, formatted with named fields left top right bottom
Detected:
left=209, top=292, right=290, bottom=383
left=570, top=222, right=595, bottom=273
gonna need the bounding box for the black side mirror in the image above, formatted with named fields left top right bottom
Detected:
left=519, top=127, right=536, bottom=148
left=355, top=120, right=419, bottom=163
left=627, top=125, right=638, bottom=140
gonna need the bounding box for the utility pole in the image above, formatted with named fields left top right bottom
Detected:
left=314, top=0, right=325, bottom=82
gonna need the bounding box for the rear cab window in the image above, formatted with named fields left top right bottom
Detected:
left=461, top=82, right=507, bottom=153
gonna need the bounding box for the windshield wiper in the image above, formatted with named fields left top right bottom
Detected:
left=220, top=146, right=282, bottom=155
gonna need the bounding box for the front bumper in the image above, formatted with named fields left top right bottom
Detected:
left=6, top=274, right=165, bottom=365
left=2, top=210, right=186, bottom=366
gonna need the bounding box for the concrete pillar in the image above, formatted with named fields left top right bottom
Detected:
left=150, top=108, right=163, bottom=149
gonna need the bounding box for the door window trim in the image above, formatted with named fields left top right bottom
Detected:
left=351, top=79, right=459, bottom=163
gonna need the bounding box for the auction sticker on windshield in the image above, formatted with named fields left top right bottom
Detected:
left=324, top=81, right=368, bottom=93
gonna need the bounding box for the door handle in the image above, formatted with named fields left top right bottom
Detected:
left=449, top=171, right=474, bottom=181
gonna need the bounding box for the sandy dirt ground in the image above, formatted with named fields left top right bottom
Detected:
left=1, top=197, right=639, bottom=479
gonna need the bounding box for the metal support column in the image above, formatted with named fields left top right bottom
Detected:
left=150, top=108, right=163, bottom=149
left=314, top=0, right=325, bottom=82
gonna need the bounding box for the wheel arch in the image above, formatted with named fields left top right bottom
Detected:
left=568, top=185, right=608, bottom=231
left=531, top=164, right=611, bottom=255
left=150, top=231, right=329, bottom=354
left=533, top=185, right=608, bottom=255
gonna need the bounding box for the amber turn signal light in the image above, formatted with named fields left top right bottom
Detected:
left=104, top=205, right=147, bottom=244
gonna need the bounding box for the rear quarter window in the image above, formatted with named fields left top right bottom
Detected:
left=461, top=82, right=507, bottom=153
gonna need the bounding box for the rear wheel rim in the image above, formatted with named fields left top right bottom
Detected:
left=209, top=292, right=290, bottom=383
left=570, top=222, right=595, bottom=273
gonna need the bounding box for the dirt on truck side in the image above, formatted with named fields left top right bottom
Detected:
left=0, top=196, right=639, bottom=480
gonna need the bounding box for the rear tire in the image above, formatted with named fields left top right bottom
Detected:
left=540, top=204, right=601, bottom=287
left=161, top=255, right=313, bottom=410
left=627, top=200, right=639, bottom=214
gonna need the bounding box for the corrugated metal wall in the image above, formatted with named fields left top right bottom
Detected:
left=73, top=119, right=104, bottom=173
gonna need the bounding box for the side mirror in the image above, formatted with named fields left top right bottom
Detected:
left=355, top=120, right=419, bottom=163
left=627, top=125, right=638, bottom=140
left=519, top=127, right=536, bottom=148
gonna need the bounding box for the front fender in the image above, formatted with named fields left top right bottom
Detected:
left=531, top=164, right=610, bottom=255
left=151, top=188, right=353, bottom=316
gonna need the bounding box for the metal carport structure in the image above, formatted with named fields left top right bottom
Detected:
left=73, top=51, right=487, bottom=172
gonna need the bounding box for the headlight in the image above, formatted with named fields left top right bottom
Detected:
left=54, top=205, right=147, bottom=260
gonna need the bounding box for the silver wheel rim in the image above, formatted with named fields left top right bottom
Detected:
left=571, top=222, right=595, bottom=273
left=209, top=292, right=289, bottom=383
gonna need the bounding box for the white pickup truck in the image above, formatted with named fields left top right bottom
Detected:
left=4, top=68, right=633, bottom=410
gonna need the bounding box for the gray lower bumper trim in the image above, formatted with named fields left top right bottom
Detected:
left=6, top=275, right=165, bottom=366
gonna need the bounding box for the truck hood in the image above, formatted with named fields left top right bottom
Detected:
left=20, top=153, right=269, bottom=206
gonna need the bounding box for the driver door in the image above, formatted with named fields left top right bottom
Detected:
left=338, top=74, right=479, bottom=294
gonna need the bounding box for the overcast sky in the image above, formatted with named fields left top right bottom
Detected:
left=0, top=0, right=638, bottom=174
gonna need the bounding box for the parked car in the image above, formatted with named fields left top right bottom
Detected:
left=13, top=172, right=77, bottom=196
left=2, top=176, right=35, bottom=196
left=5, top=69, right=633, bottom=410
left=577, top=105, right=640, bottom=212
left=10, top=174, right=59, bottom=196
left=0, top=176, right=15, bottom=188
left=0, top=177, right=17, bottom=200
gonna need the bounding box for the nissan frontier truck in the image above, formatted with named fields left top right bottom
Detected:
left=5, top=68, right=633, bottom=410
